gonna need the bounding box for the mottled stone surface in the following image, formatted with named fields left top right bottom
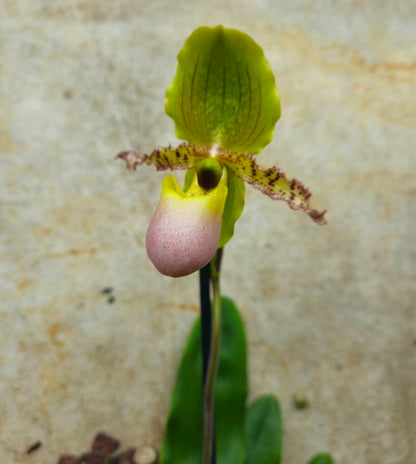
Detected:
left=1, top=1, right=415, bottom=463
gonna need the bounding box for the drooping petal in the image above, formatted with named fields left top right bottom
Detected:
left=217, top=148, right=327, bottom=224
left=146, top=171, right=228, bottom=277
left=116, top=142, right=210, bottom=172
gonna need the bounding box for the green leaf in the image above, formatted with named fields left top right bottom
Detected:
left=308, top=453, right=336, bottom=464
left=245, top=395, right=282, bottom=464
left=160, top=296, right=248, bottom=464
left=166, top=25, right=280, bottom=154
left=218, top=167, right=245, bottom=248
left=216, top=296, right=248, bottom=464
left=159, top=308, right=203, bottom=464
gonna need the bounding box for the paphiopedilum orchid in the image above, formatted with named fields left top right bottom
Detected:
left=118, top=26, right=326, bottom=277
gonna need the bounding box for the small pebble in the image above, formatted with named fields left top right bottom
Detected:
left=91, top=431, right=120, bottom=455
left=134, top=445, right=158, bottom=464
left=101, top=287, right=113, bottom=295
left=26, top=441, right=42, bottom=454
left=80, top=451, right=106, bottom=464
left=57, top=455, right=80, bottom=464
left=293, top=395, right=310, bottom=410
left=114, top=447, right=136, bottom=464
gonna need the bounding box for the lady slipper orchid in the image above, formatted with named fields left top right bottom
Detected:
left=117, top=26, right=326, bottom=277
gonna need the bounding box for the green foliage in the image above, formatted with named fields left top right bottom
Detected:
left=308, top=453, right=336, bottom=464
left=158, top=303, right=203, bottom=464
left=215, top=297, right=247, bottom=464
left=165, top=25, right=280, bottom=154
left=160, top=296, right=284, bottom=464
left=245, top=395, right=282, bottom=464
left=160, top=296, right=247, bottom=464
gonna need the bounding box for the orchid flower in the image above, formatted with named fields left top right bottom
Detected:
left=118, top=26, right=326, bottom=277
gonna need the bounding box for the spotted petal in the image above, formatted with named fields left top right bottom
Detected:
left=117, top=142, right=325, bottom=224
left=217, top=148, right=327, bottom=224
left=117, top=142, right=208, bottom=172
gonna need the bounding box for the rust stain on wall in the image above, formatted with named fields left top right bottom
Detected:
left=15, top=278, right=37, bottom=293
left=278, top=27, right=416, bottom=127
left=42, top=247, right=98, bottom=259
left=156, top=302, right=199, bottom=313
left=47, top=322, right=67, bottom=348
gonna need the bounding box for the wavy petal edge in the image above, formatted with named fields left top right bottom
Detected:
left=217, top=148, right=327, bottom=225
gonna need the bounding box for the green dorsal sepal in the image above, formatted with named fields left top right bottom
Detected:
left=165, top=25, right=281, bottom=154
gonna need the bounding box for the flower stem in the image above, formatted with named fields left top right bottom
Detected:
left=202, top=249, right=223, bottom=464
left=199, top=263, right=211, bottom=383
